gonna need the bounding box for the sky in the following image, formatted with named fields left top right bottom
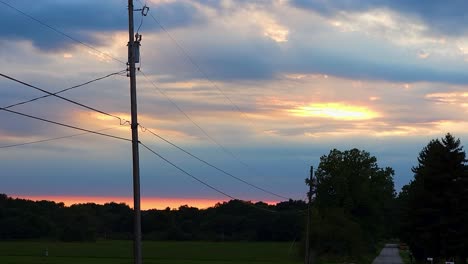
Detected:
left=1, top=0, right=468, bottom=209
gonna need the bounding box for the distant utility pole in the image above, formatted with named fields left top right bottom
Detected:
left=305, top=166, right=313, bottom=264
left=127, top=1, right=142, bottom=264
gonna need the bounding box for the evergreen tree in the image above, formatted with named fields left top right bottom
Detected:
left=401, top=133, right=468, bottom=263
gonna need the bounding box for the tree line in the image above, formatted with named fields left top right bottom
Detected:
left=0, top=194, right=307, bottom=242
left=1, top=133, right=466, bottom=263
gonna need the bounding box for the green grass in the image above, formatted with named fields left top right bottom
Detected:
left=399, top=249, right=411, bottom=264
left=0, top=240, right=302, bottom=264
left=315, top=241, right=386, bottom=264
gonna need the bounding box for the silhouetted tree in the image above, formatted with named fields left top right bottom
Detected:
left=308, top=148, right=396, bottom=259
left=400, top=133, right=468, bottom=263
left=0, top=195, right=306, bottom=242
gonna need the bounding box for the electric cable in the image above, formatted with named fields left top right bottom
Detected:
left=139, top=70, right=291, bottom=200
left=0, top=108, right=131, bottom=142
left=0, top=0, right=300, bottom=208
left=0, top=71, right=129, bottom=148
left=139, top=70, right=248, bottom=164
left=4, top=0, right=288, bottom=200
left=0, top=72, right=130, bottom=125
left=0, top=127, right=120, bottom=149
left=3, top=70, right=126, bottom=109
left=141, top=1, right=252, bottom=123
left=139, top=141, right=278, bottom=213
left=137, top=6, right=277, bottom=195
left=139, top=141, right=235, bottom=199
left=139, top=124, right=290, bottom=200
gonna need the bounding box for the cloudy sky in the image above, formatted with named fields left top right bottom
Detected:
left=1, top=0, right=467, bottom=209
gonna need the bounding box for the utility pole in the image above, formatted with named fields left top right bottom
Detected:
left=305, top=166, right=313, bottom=264
left=127, top=1, right=142, bottom=264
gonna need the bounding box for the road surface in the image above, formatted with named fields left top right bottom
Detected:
left=372, top=244, right=404, bottom=264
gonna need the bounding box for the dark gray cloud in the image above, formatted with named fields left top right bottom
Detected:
left=143, top=31, right=468, bottom=84
left=141, top=33, right=280, bottom=82
left=291, top=0, right=468, bottom=35
left=0, top=0, right=205, bottom=50
left=3, top=1, right=468, bottom=85
left=193, top=0, right=272, bottom=10
left=283, top=48, right=468, bottom=84
left=192, top=44, right=276, bottom=81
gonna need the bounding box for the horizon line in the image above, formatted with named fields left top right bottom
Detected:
left=9, top=194, right=281, bottom=210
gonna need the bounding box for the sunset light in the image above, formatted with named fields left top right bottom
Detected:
left=12, top=195, right=232, bottom=210
left=2, top=0, right=468, bottom=262
left=288, top=103, right=379, bottom=120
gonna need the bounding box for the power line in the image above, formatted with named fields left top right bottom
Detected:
left=139, top=70, right=219, bottom=144
left=139, top=141, right=277, bottom=213
left=0, top=0, right=293, bottom=210
left=139, top=71, right=246, bottom=163
left=0, top=108, right=131, bottom=142
left=0, top=71, right=131, bottom=145
left=0, top=0, right=126, bottom=65
left=0, top=72, right=130, bottom=125
left=141, top=2, right=252, bottom=122
left=135, top=1, right=148, bottom=35
left=0, top=127, right=119, bottom=149
left=138, top=6, right=277, bottom=196
left=139, top=70, right=289, bottom=200
left=139, top=141, right=235, bottom=200
left=140, top=124, right=289, bottom=200
left=3, top=70, right=126, bottom=109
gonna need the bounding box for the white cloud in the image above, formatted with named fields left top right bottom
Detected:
left=252, top=12, right=289, bottom=42
left=326, top=8, right=468, bottom=63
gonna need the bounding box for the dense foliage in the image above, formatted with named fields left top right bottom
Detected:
left=0, top=195, right=306, bottom=242
left=399, top=134, right=468, bottom=264
left=306, top=148, right=397, bottom=260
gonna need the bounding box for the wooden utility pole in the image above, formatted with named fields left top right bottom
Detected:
left=127, top=1, right=142, bottom=264
left=305, top=166, right=313, bottom=264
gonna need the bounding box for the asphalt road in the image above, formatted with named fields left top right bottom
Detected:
left=372, top=244, right=404, bottom=264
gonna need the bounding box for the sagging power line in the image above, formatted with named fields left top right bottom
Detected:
left=0, top=127, right=120, bottom=149
left=0, top=4, right=302, bottom=263
left=137, top=5, right=287, bottom=199
left=139, top=141, right=278, bottom=213
left=139, top=141, right=235, bottom=200
left=0, top=108, right=130, bottom=142
left=2, top=70, right=126, bottom=109
left=1, top=69, right=289, bottom=201
left=141, top=1, right=253, bottom=123
left=1, top=0, right=295, bottom=204
left=0, top=71, right=131, bottom=146
left=1, top=0, right=292, bottom=204
left=139, top=70, right=290, bottom=200
left=139, top=124, right=290, bottom=200
left=0, top=72, right=130, bottom=125
left=0, top=71, right=128, bottom=149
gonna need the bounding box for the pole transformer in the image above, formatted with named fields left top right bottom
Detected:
left=127, top=1, right=142, bottom=263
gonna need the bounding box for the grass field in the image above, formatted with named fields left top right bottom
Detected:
left=0, top=240, right=302, bottom=264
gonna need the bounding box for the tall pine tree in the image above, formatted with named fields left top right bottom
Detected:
left=402, top=133, right=468, bottom=263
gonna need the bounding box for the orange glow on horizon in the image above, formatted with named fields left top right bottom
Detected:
left=288, top=102, right=379, bottom=120
left=11, top=195, right=279, bottom=210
